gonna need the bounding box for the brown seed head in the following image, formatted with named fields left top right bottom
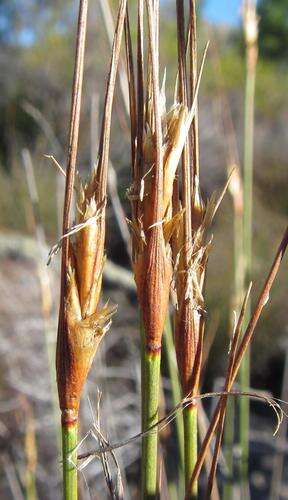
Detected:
left=173, top=177, right=231, bottom=394
left=57, top=172, right=116, bottom=416
left=57, top=0, right=126, bottom=422
left=130, top=91, right=195, bottom=351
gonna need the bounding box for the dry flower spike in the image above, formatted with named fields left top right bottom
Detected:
left=57, top=173, right=117, bottom=421
left=129, top=45, right=208, bottom=355
left=56, top=0, right=127, bottom=498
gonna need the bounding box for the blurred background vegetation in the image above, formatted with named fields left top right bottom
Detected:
left=0, top=0, right=287, bottom=498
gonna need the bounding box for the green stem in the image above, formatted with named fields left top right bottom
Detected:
left=25, top=471, right=37, bottom=500
left=62, top=422, right=78, bottom=500
left=223, top=397, right=235, bottom=499
left=162, top=316, right=185, bottom=497
left=239, top=351, right=250, bottom=484
left=163, top=317, right=185, bottom=469
left=224, top=174, right=244, bottom=499
left=141, top=348, right=161, bottom=499
left=240, top=40, right=257, bottom=489
left=184, top=405, right=197, bottom=499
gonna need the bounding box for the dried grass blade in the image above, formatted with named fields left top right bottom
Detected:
left=205, top=283, right=252, bottom=497
left=136, top=0, right=144, bottom=186
left=99, top=0, right=130, bottom=115
left=188, top=225, right=288, bottom=492
left=146, top=0, right=163, bottom=223
left=96, top=0, right=127, bottom=202
left=59, top=0, right=88, bottom=299
left=124, top=7, right=137, bottom=171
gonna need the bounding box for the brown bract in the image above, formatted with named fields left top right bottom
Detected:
left=174, top=297, right=203, bottom=396
left=129, top=99, right=196, bottom=351
left=173, top=177, right=231, bottom=396
left=134, top=225, right=172, bottom=352
left=57, top=174, right=116, bottom=420
left=57, top=0, right=126, bottom=423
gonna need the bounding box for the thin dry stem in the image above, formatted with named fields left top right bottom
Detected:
left=206, top=284, right=252, bottom=497
left=146, top=0, right=163, bottom=224
left=57, top=0, right=127, bottom=422
left=76, top=389, right=285, bottom=462
left=57, top=0, right=88, bottom=423
left=188, top=225, right=288, bottom=491
left=96, top=0, right=127, bottom=202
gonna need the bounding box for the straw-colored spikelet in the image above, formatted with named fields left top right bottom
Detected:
left=57, top=170, right=116, bottom=422
left=129, top=82, right=196, bottom=352
left=243, top=0, right=258, bottom=47
left=173, top=175, right=231, bottom=395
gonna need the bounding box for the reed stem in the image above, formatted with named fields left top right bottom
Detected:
left=163, top=317, right=184, bottom=472
left=62, top=423, right=78, bottom=500
left=224, top=170, right=244, bottom=498
left=163, top=317, right=185, bottom=497
left=141, top=349, right=161, bottom=499
left=223, top=397, right=235, bottom=499
left=239, top=350, right=250, bottom=485
left=184, top=405, right=197, bottom=499
left=240, top=10, right=258, bottom=487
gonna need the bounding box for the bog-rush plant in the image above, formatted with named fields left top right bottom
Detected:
left=56, top=0, right=127, bottom=498
left=172, top=160, right=231, bottom=498
left=124, top=0, right=207, bottom=496
left=53, top=1, right=287, bottom=498
left=171, top=2, right=232, bottom=496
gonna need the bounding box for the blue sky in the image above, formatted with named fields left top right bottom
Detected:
left=203, top=0, right=242, bottom=26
